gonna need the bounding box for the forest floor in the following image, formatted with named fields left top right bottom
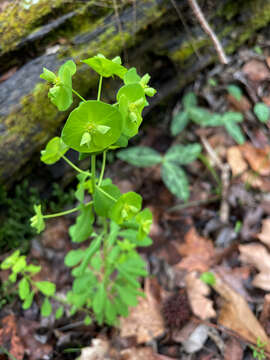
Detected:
left=2, top=44, right=270, bottom=360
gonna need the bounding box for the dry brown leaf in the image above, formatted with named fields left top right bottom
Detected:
left=260, top=294, right=270, bottom=336
left=120, top=347, right=171, bottom=360
left=242, top=59, right=270, bottom=83
left=213, top=273, right=270, bottom=351
left=227, top=93, right=251, bottom=112
left=120, top=278, right=165, bottom=344
left=77, top=338, right=110, bottom=360
left=185, top=272, right=216, bottom=320
left=257, top=218, right=270, bottom=248
left=224, top=337, right=243, bottom=360
left=227, top=146, right=248, bottom=176
left=239, top=244, right=270, bottom=291
left=174, top=227, right=214, bottom=272
left=240, top=143, right=270, bottom=176
left=0, top=315, right=24, bottom=360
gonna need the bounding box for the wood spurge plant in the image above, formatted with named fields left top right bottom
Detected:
left=1, top=54, right=156, bottom=326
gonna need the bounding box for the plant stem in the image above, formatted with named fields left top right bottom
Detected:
left=98, top=151, right=107, bottom=186
left=72, top=89, right=87, bottom=103
left=91, top=155, right=96, bottom=192
left=95, top=185, right=117, bottom=202
left=62, top=155, right=90, bottom=176
left=97, top=76, right=103, bottom=101
left=43, top=201, right=93, bottom=219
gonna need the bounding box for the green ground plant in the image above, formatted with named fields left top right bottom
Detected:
left=250, top=338, right=267, bottom=360
left=1, top=54, right=156, bottom=326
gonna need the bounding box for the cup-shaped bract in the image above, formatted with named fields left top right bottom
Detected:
left=61, top=100, right=123, bottom=153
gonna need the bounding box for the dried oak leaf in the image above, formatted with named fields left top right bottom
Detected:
left=0, top=315, right=24, bottom=360
left=257, top=218, right=270, bottom=248
left=242, top=59, right=270, bottom=83
left=240, top=143, right=270, bottom=176
left=239, top=243, right=270, bottom=291
left=186, top=272, right=216, bottom=320
left=213, top=273, right=270, bottom=351
left=174, top=227, right=214, bottom=272
left=120, top=278, right=165, bottom=344
left=227, top=146, right=248, bottom=176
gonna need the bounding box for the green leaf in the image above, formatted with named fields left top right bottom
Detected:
left=183, top=92, right=197, bottom=109
left=224, top=122, right=245, bottom=144
left=135, top=208, right=153, bottom=240
left=188, top=107, right=222, bottom=127
left=222, top=111, right=243, bottom=123
left=41, top=297, right=52, bottom=317
left=200, top=272, right=216, bottom=286
left=30, top=204, right=45, bottom=234
left=12, top=256, right=26, bottom=273
left=84, top=316, right=92, bottom=325
left=227, top=85, right=242, bottom=101
left=18, top=278, right=30, bottom=300
left=124, top=67, right=141, bottom=84
left=24, top=264, right=41, bottom=275
left=93, top=179, right=121, bottom=217
left=40, top=137, right=69, bottom=165
left=22, top=291, right=34, bottom=310
left=115, top=284, right=138, bottom=307
left=114, top=297, right=129, bottom=317
left=76, top=234, right=103, bottom=276
left=75, top=173, right=89, bottom=203
left=93, top=283, right=106, bottom=314
left=117, top=146, right=162, bottom=167
left=55, top=306, right=64, bottom=319
left=59, top=60, right=76, bottom=86
left=105, top=299, right=117, bottom=325
left=254, top=103, right=270, bottom=123
left=110, top=192, right=142, bottom=224
left=64, top=249, right=85, bottom=267
left=73, top=273, right=97, bottom=294
left=69, top=204, right=94, bottom=243
left=35, top=281, right=56, bottom=296
left=67, top=291, right=89, bottom=308
left=40, top=67, right=56, bottom=83
left=82, top=54, right=127, bottom=78
left=161, top=162, right=189, bottom=201
left=164, top=144, right=201, bottom=165
left=61, top=100, right=123, bottom=153
left=1, top=250, right=20, bottom=270
left=117, top=84, right=147, bottom=137
left=119, top=229, right=153, bottom=246
left=171, top=111, right=189, bottom=135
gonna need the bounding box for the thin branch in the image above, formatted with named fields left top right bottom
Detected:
left=187, top=0, right=228, bottom=65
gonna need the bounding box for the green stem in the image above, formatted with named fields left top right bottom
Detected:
left=62, top=155, right=90, bottom=176
left=98, top=151, right=107, bottom=186
left=91, top=155, right=96, bottom=192
left=97, top=76, right=103, bottom=101
left=95, top=185, right=117, bottom=202
left=72, top=89, right=87, bottom=103
left=43, top=201, right=93, bottom=219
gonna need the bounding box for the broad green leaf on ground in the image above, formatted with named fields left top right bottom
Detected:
left=164, top=144, right=201, bottom=165
left=224, top=122, right=245, bottom=144
left=188, top=107, right=219, bottom=126
left=183, top=92, right=197, bottom=109
left=40, top=137, right=69, bottom=165
left=171, top=111, right=189, bottom=135
left=161, top=162, right=189, bottom=201
left=109, top=192, right=142, bottom=224
left=254, top=102, right=270, bottom=123
left=82, top=54, right=127, bottom=78
left=30, top=204, right=45, bottom=234
left=222, top=111, right=243, bottom=123
left=93, top=179, right=121, bottom=217
left=62, top=100, right=123, bottom=153
left=69, top=204, right=94, bottom=242
left=117, top=146, right=162, bottom=167
left=36, top=281, right=56, bottom=296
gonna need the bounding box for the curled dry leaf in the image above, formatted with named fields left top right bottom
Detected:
left=259, top=294, right=270, bottom=336
left=239, top=244, right=270, bottom=291
left=257, top=218, right=270, bottom=248
left=77, top=338, right=110, bottom=360
left=120, top=278, right=165, bottom=344
left=227, top=146, right=248, bottom=176
left=174, top=227, right=214, bottom=273
left=0, top=315, right=24, bottom=360
left=240, top=143, right=270, bottom=176
left=242, top=59, right=270, bottom=83
left=213, top=273, right=270, bottom=351
left=185, top=272, right=216, bottom=320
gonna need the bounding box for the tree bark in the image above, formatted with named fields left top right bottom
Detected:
left=0, top=0, right=270, bottom=185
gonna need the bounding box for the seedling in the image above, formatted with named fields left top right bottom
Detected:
left=250, top=337, right=267, bottom=360
left=1, top=54, right=156, bottom=326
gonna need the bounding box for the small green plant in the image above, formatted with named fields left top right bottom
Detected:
left=117, top=143, right=201, bottom=201
left=200, top=271, right=216, bottom=286
left=171, top=92, right=245, bottom=144
left=250, top=337, right=267, bottom=360
left=1, top=54, right=156, bottom=326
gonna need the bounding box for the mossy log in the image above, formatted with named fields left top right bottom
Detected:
left=1, top=0, right=270, bottom=185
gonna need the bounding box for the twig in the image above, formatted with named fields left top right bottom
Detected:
left=187, top=0, right=228, bottom=65
left=166, top=195, right=220, bottom=213
left=200, top=135, right=230, bottom=223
